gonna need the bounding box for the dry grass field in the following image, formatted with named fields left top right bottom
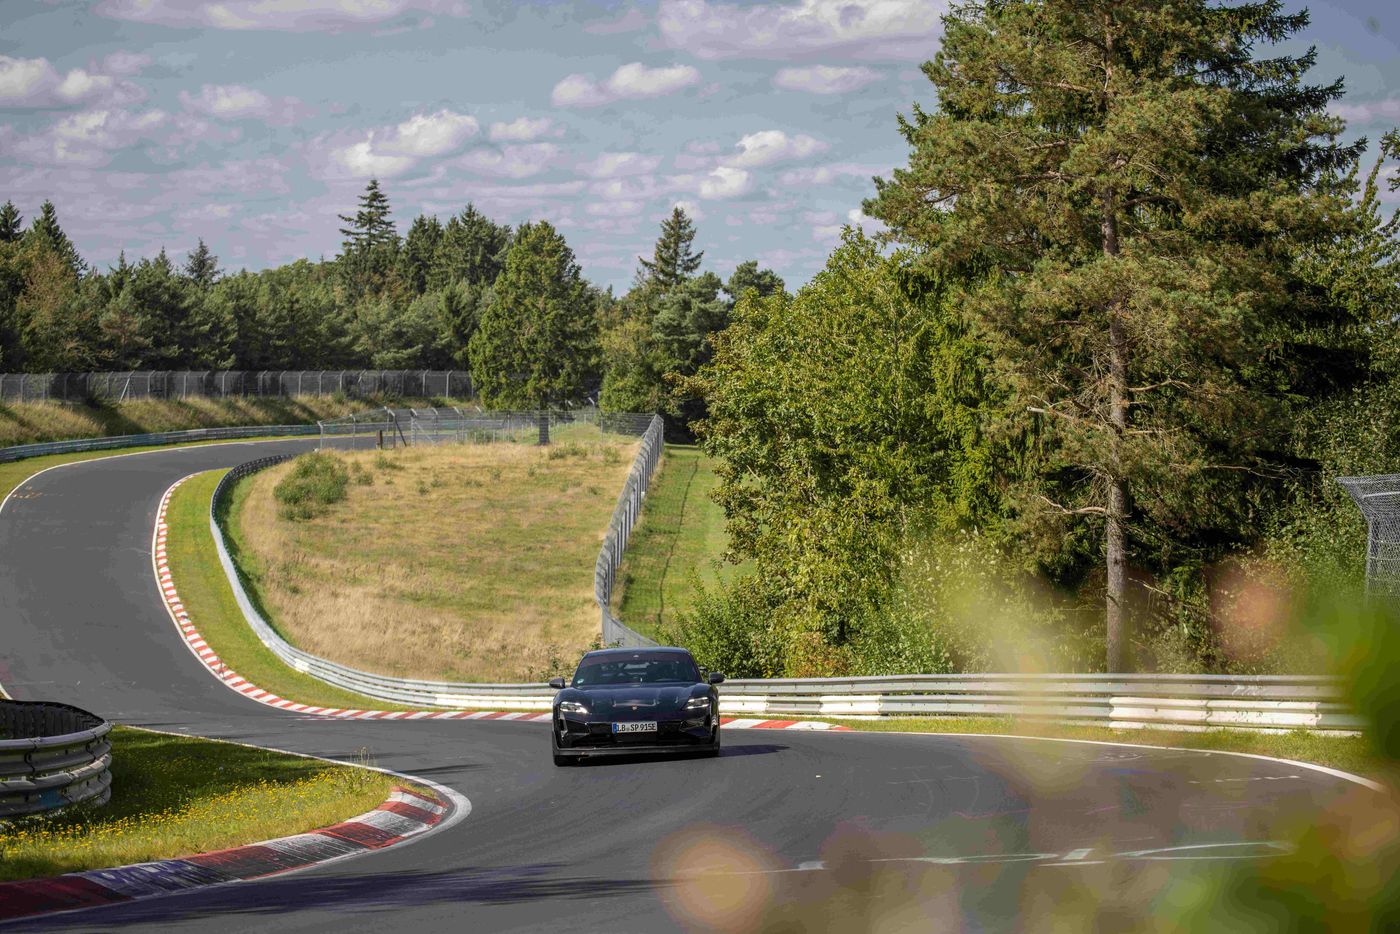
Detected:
left=229, top=429, right=638, bottom=683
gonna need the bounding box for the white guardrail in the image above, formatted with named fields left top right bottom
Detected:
left=210, top=455, right=1360, bottom=734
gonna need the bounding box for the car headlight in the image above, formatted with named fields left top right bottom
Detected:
left=558, top=700, right=588, bottom=715
left=684, top=696, right=710, bottom=710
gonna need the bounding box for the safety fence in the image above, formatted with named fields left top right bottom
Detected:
left=0, top=701, right=113, bottom=818
left=0, top=370, right=473, bottom=403
left=595, top=414, right=665, bottom=648
left=209, top=411, right=663, bottom=704
left=316, top=407, right=653, bottom=451
left=0, top=424, right=319, bottom=465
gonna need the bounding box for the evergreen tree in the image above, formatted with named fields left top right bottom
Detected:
left=867, top=0, right=1365, bottom=671
left=429, top=204, right=511, bottom=290
left=637, top=206, right=703, bottom=290
left=27, top=200, right=84, bottom=277
left=723, top=261, right=784, bottom=307
left=19, top=239, right=100, bottom=371
left=398, top=215, right=443, bottom=295
left=337, top=178, right=399, bottom=299
left=183, top=238, right=221, bottom=289
left=468, top=221, right=597, bottom=409
left=0, top=201, right=22, bottom=243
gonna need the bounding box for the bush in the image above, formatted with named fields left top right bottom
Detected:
left=274, top=453, right=349, bottom=520
left=660, top=575, right=788, bottom=678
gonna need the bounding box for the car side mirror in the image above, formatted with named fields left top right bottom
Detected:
left=707, top=672, right=725, bottom=685
left=548, top=677, right=566, bottom=690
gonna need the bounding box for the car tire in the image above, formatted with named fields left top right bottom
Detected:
left=551, top=728, right=572, bottom=767
left=705, top=725, right=721, bottom=758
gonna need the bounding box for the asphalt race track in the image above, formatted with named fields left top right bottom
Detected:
left=0, top=440, right=1372, bottom=931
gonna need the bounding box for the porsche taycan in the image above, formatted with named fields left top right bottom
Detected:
left=548, top=647, right=724, bottom=765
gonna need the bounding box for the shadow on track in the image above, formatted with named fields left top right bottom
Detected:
left=8, top=867, right=664, bottom=931
left=569, top=743, right=787, bottom=767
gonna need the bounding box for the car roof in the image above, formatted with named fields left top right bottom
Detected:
left=580, top=646, right=693, bottom=659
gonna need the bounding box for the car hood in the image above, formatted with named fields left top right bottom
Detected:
left=559, top=684, right=704, bottom=713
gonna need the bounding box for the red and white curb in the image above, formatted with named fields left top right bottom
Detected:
left=0, top=785, right=449, bottom=923
left=154, top=474, right=849, bottom=732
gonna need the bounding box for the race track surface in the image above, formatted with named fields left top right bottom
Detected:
left=0, top=440, right=1369, bottom=931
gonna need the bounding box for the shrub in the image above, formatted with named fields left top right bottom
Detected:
left=274, top=453, right=349, bottom=520
left=660, top=574, right=788, bottom=678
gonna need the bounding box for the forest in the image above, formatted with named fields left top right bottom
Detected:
left=5, top=0, right=1400, bottom=676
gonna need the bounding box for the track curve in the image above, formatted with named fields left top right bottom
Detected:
left=0, top=440, right=1372, bottom=931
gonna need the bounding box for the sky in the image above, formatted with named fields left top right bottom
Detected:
left=1, top=0, right=1398, bottom=294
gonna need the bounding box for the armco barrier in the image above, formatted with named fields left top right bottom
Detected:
left=0, top=424, right=318, bottom=465
left=717, top=673, right=1361, bottom=733
left=0, top=701, right=113, bottom=817
left=205, top=454, right=1358, bottom=733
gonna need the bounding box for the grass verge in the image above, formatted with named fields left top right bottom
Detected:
left=0, top=395, right=472, bottom=449
left=812, top=715, right=1385, bottom=781
left=229, top=429, right=637, bottom=682
left=0, top=725, right=403, bottom=882
left=171, top=469, right=429, bottom=711
left=614, top=445, right=743, bottom=639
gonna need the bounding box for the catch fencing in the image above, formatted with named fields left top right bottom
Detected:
left=1338, top=474, right=1400, bottom=598
left=315, top=407, right=653, bottom=451
left=0, top=370, right=473, bottom=403
left=0, top=701, right=113, bottom=818
left=595, top=415, right=665, bottom=648
left=209, top=410, right=662, bottom=704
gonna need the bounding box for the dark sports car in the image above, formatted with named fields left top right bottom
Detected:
left=548, top=647, right=724, bottom=765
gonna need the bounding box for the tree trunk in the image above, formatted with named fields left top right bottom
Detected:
left=1102, top=187, right=1130, bottom=672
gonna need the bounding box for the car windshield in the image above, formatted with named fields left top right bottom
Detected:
left=571, top=652, right=700, bottom=687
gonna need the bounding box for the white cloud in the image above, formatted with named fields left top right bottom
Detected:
left=586, top=200, right=646, bottom=217
left=1332, top=99, right=1400, bottom=125
left=778, top=162, right=876, bottom=186
left=552, top=62, right=701, bottom=108
left=488, top=117, right=555, bottom=142
left=590, top=176, right=663, bottom=201
left=329, top=109, right=479, bottom=177
left=724, top=130, right=827, bottom=168
left=455, top=143, right=560, bottom=179
left=579, top=151, right=662, bottom=178
left=773, top=65, right=881, bottom=94
left=102, top=51, right=151, bottom=76
left=0, top=55, right=145, bottom=108
left=96, top=0, right=469, bottom=32
left=672, top=199, right=705, bottom=221
left=179, top=84, right=307, bottom=124
left=6, top=108, right=170, bottom=168
left=671, top=165, right=753, bottom=199
left=657, top=0, right=946, bottom=61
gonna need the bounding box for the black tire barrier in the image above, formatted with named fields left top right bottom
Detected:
left=0, top=700, right=113, bottom=818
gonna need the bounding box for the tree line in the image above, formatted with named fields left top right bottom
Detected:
left=667, top=0, right=1400, bottom=677
left=0, top=181, right=781, bottom=419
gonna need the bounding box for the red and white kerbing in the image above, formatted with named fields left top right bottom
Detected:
left=154, top=474, right=848, bottom=732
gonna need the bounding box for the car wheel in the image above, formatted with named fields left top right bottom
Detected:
left=551, top=729, right=572, bottom=767
left=705, top=724, right=721, bottom=758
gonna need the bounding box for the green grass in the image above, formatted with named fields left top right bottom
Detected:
left=615, top=446, right=744, bottom=639
left=0, top=725, right=402, bottom=882
left=0, top=396, right=417, bottom=449
left=812, top=715, right=1385, bottom=780
left=170, top=469, right=427, bottom=711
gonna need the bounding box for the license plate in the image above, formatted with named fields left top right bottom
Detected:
left=613, top=721, right=657, bottom=733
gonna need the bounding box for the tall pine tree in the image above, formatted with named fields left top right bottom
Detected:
left=27, top=200, right=84, bottom=277
left=868, top=0, right=1365, bottom=671
left=637, top=206, right=703, bottom=290
left=429, top=204, right=511, bottom=290
left=183, top=239, right=221, bottom=289
left=0, top=201, right=22, bottom=243
left=337, top=179, right=399, bottom=299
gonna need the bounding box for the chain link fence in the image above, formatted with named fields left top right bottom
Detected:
left=1338, top=474, right=1400, bottom=598
left=316, top=406, right=654, bottom=451
left=0, top=370, right=474, bottom=403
